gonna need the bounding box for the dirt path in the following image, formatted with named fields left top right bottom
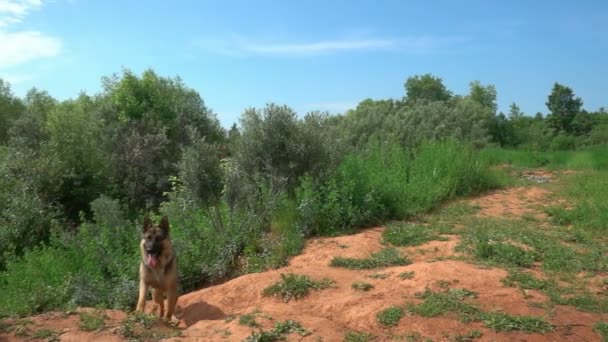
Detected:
left=1, top=173, right=604, bottom=341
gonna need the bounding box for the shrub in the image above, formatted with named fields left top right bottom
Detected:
left=330, top=248, right=410, bottom=270
left=262, top=273, right=334, bottom=302
left=376, top=306, right=404, bottom=327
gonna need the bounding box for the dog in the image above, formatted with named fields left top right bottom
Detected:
left=136, top=216, right=178, bottom=320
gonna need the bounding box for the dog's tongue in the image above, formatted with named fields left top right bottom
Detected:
left=148, top=254, right=159, bottom=268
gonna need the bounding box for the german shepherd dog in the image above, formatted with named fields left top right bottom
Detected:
left=136, top=216, right=178, bottom=320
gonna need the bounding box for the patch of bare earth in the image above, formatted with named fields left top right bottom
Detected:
left=470, top=186, right=552, bottom=220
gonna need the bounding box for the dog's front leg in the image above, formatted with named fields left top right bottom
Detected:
left=136, top=278, right=148, bottom=312
left=165, top=284, right=178, bottom=321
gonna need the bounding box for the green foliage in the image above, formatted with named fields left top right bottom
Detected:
left=351, top=282, right=374, bottom=291
left=383, top=223, right=446, bottom=247
left=0, top=196, right=138, bottom=316
left=473, top=239, right=538, bottom=267
left=244, top=320, right=310, bottom=342
left=480, top=312, right=552, bottom=333
left=239, top=312, right=260, bottom=327
left=376, top=306, right=404, bottom=327
left=32, top=328, right=59, bottom=340
left=546, top=82, right=583, bottom=134
left=330, top=248, right=410, bottom=270
left=344, top=331, right=375, bottom=342
left=479, top=147, right=608, bottom=170
left=398, top=271, right=415, bottom=280
left=78, top=310, right=107, bottom=332
left=594, top=322, right=608, bottom=342
left=296, top=141, right=503, bottom=236
left=408, top=288, right=479, bottom=322
left=404, top=74, right=452, bottom=104
left=551, top=171, right=608, bottom=232
left=262, top=273, right=334, bottom=302
left=452, top=330, right=483, bottom=342
left=0, top=79, right=26, bottom=144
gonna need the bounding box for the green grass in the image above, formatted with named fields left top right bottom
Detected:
left=352, top=282, right=374, bottom=291
left=594, top=322, right=608, bottom=342
left=376, top=306, right=404, bottom=327
left=480, top=312, right=552, bottom=333
left=330, top=248, right=411, bottom=270
left=78, top=310, right=106, bottom=332
left=273, top=320, right=311, bottom=336
left=383, top=222, right=448, bottom=247
left=451, top=330, right=483, bottom=342
left=32, top=328, right=59, bottom=340
left=408, top=288, right=479, bottom=323
left=473, top=240, right=538, bottom=268
left=407, top=288, right=552, bottom=333
left=479, top=147, right=608, bottom=170
left=243, top=320, right=310, bottom=342
left=398, top=271, right=415, bottom=280
left=344, top=330, right=375, bottom=342
left=262, top=273, right=334, bottom=302
left=239, top=312, right=260, bottom=327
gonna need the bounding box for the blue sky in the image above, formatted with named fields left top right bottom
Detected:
left=1, top=0, right=607, bottom=127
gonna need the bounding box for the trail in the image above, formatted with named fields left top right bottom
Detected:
left=1, top=170, right=603, bottom=341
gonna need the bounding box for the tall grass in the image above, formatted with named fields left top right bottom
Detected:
left=480, top=146, right=608, bottom=170
left=297, top=140, right=506, bottom=235
left=547, top=170, right=608, bottom=234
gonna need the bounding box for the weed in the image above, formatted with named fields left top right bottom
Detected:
left=392, top=331, right=423, bottom=341
left=344, top=330, right=375, bottom=342
left=11, top=319, right=33, bottom=337
left=451, top=330, right=483, bottom=342
left=352, top=282, right=374, bottom=291
left=398, top=271, right=415, bottom=280
left=330, top=248, right=411, bottom=270
left=383, top=223, right=447, bottom=247
left=239, top=312, right=260, bottom=327
left=263, top=273, right=334, bottom=302
left=376, top=306, right=404, bottom=327
left=244, top=320, right=310, bottom=342
left=594, top=322, right=608, bottom=342
left=367, top=273, right=390, bottom=279
left=409, top=288, right=479, bottom=323
left=502, top=271, right=556, bottom=291
left=273, top=320, right=311, bottom=336
left=78, top=310, right=106, bottom=332
left=32, top=328, right=60, bottom=341
left=480, top=312, right=552, bottom=333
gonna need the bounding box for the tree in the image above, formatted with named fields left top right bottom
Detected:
left=469, top=81, right=497, bottom=113
left=0, top=79, right=25, bottom=144
left=404, top=74, right=452, bottom=105
left=9, top=88, right=57, bottom=148
left=546, top=83, right=583, bottom=134
left=508, top=103, right=524, bottom=121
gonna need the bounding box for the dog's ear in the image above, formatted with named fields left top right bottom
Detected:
left=143, top=215, right=153, bottom=233
left=159, top=216, right=170, bottom=234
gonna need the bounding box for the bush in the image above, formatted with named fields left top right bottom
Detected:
left=0, top=196, right=138, bottom=316
left=296, top=140, right=503, bottom=236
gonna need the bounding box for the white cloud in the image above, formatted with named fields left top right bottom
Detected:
left=246, top=39, right=394, bottom=55
left=0, top=0, right=42, bottom=27
left=195, top=34, right=470, bottom=57
left=0, top=1, right=61, bottom=70
left=197, top=35, right=397, bottom=57
left=0, top=30, right=61, bottom=68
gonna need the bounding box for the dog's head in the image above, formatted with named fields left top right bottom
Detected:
left=142, top=216, right=170, bottom=268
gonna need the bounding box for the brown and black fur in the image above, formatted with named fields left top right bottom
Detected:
left=136, top=216, right=178, bottom=320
